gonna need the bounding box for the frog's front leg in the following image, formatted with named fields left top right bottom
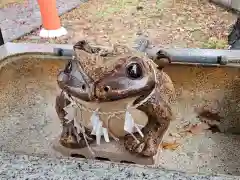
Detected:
left=124, top=100, right=172, bottom=157
left=55, top=91, right=95, bottom=149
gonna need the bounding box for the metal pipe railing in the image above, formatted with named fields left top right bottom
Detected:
left=133, top=36, right=240, bottom=65
left=53, top=46, right=240, bottom=66
left=52, top=36, right=240, bottom=66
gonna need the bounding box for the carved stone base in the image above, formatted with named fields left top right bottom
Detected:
left=52, top=137, right=155, bottom=165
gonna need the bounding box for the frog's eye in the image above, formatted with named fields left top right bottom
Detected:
left=64, top=61, right=72, bottom=73
left=126, top=63, right=143, bottom=79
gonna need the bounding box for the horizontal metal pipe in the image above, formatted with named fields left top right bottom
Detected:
left=145, top=46, right=240, bottom=65
left=53, top=47, right=240, bottom=65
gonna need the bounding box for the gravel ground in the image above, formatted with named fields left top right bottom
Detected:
left=1, top=151, right=239, bottom=180
left=17, top=0, right=237, bottom=49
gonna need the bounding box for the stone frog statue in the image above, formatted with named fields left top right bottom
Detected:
left=55, top=40, right=176, bottom=157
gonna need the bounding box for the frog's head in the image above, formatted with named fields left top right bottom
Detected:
left=57, top=40, right=156, bottom=102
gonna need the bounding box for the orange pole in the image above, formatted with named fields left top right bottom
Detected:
left=37, top=0, right=61, bottom=30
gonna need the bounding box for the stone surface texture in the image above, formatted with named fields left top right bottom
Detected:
left=0, top=151, right=239, bottom=180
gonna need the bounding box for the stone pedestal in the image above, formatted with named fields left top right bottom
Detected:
left=53, top=138, right=155, bottom=165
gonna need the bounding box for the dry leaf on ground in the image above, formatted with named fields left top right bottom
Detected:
left=195, top=106, right=222, bottom=123
left=195, top=107, right=221, bottom=133
left=161, top=141, right=181, bottom=150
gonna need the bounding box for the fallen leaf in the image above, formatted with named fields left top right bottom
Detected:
left=188, top=122, right=210, bottom=135
left=195, top=107, right=222, bottom=122
left=193, top=107, right=222, bottom=133
left=161, top=141, right=181, bottom=150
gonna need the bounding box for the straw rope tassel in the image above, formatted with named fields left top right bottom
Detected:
left=90, top=109, right=110, bottom=145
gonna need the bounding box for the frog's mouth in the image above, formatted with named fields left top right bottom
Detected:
left=57, top=68, right=156, bottom=103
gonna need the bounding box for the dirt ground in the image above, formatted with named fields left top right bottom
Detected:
left=16, top=0, right=237, bottom=49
